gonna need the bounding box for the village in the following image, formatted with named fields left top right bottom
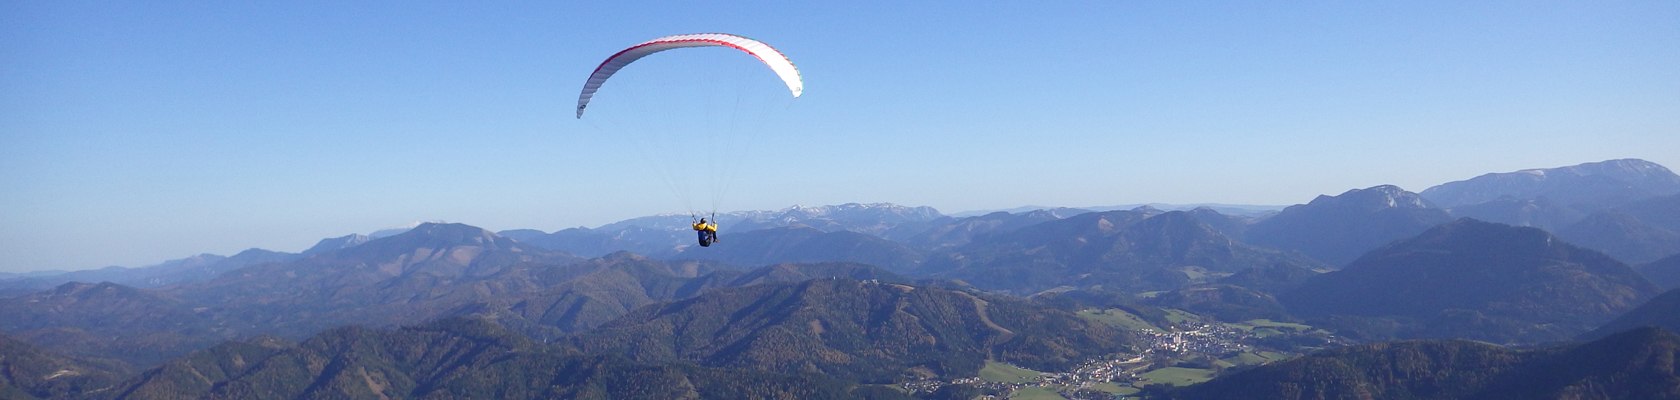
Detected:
left=900, top=318, right=1336, bottom=399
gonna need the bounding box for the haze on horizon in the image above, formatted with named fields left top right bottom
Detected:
left=3, top=2, right=1677, bottom=272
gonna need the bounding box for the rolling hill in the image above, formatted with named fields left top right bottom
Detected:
left=1247, top=185, right=1453, bottom=266
left=1282, top=218, right=1659, bottom=343
left=573, top=278, right=1137, bottom=383
left=1173, top=326, right=1680, bottom=400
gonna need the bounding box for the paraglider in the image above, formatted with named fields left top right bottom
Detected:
left=693, top=217, right=718, bottom=247
left=575, top=33, right=803, bottom=247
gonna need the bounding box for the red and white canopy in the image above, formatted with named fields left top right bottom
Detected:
left=576, top=33, right=803, bottom=118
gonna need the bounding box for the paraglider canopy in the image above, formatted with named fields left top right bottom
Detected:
left=574, top=33, right=803, bottom=244
left=576, top=33, right=803, bottom=118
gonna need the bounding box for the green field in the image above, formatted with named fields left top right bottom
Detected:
left=1222, top=351, right=1267, bottom=365
left=1221, top=350, right=1290, bottom=366
left=1077, top=308, right=1159, bottom=331
left=1092, top=382, right=1140, bottom=395
left=860, top=384, right=909, bottom=394
left=1008, top=386, right=1069, bottom=400
left=1238, top=319, right=1312, bottom=330
left=1162, top=309, right=1202, bottom=325
left=981, top=361, right=1043, bottom=384
left=1136, top=367, right=1215, bottom=386
left=1228, top=319, right=1315, bottom=337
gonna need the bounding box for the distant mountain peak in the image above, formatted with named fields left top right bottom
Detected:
left=1567, top=158, right=1676, bottom=176
left=592, top=202, right=946, bottom=238
left=230, top=248, right=279, bottom=258
left=50, top=281, right=101, bottom=294
left=1422, top=159, right=1680, bottom=210
left=1130, top=210, right=1221, bottom=237
left=1249, top=185, right=1451, bottom=266
left=1310, top=185, right=1432, bottom=211
left=783, top=202, right=923, bottom=211
left=47, top=281, right=144, bottom=299
left=368, top=221, right=439, bottom=238
left=405, top=222, right=499, bottom=241
left=771, top=202, right=943, bottom=220
left=302, top=234, right=371, bottom=255
left=347, top=222, right=546, bottom=257
left=301, top=222, right=570, bottom=274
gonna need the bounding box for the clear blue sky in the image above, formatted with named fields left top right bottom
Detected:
left=3, top=1, right=1677, bottom=272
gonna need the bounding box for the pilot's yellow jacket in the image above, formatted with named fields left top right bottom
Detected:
left=692, top=222, right=717, bottom=232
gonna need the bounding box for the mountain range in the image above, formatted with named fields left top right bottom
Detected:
left=12, top=159, right=1677, bottom=295
left=4, top=158, right=1680, bottom=399
left=923, top=209, right=1328, bottom=294
left=0, top=234, right=371, bottom=298
left=1422, top=158, right=1680, bottom=216
left=500, top=203, right=947, bottom=258
left=0, top=224, right=916, bottom=367
left=45, top=318, right=879, bottom=400
left=3, top=278, right=1132, bottom=399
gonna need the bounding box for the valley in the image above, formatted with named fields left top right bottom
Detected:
left=2, top=159, right=1678, bottom=399
left=902, top=308, right=1341, bottom=399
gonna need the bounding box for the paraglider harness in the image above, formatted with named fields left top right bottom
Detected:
left=692, top=214, right=719, bottom=247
